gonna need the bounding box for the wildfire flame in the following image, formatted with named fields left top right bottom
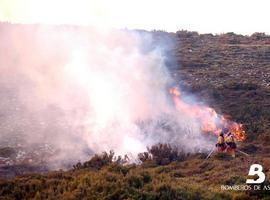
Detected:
left=169, top=87, right=246, bottom=141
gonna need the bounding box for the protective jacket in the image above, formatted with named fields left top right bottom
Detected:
left=218, top=135, right=224, bottom=144
left=225, top=134, right=236, bottom=149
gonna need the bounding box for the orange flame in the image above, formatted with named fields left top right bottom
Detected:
left=169, top=87, right=246, bottom=141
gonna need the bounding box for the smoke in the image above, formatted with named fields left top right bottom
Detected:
left=0, top=24, right=213, bottom=168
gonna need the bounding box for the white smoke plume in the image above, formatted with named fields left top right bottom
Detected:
left=0, top=24, right=213, bottom=168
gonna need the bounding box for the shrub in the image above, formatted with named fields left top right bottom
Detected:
left=73, top=151, right=114, bottom=170
left=232, top=193, right=251, bottom=200
left=146, top=143, right=188, bottom=165
left=73, top=151, right=130, bottom=170
left=138, top=152, right=152, bottom=162
left=0, top=147, right=16, bottom=158
left=225, top=82, right=258, bottom=91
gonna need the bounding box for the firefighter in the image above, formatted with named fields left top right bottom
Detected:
left=216, top=132, right=226, bottom=152
left=225, top=132, right=237, bottom=158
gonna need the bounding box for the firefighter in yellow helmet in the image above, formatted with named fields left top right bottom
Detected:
left=216, top=132, right=226, bottom=152
left=225, top=132, right=237, bottom=158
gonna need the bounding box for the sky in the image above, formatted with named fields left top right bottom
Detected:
left=0, top=0, right=269, bottom=35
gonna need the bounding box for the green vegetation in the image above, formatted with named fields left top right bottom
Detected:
left=1, top=143, right=270, bottom=199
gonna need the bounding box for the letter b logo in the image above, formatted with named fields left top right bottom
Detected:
left=246, top=164, right=265, bottom=184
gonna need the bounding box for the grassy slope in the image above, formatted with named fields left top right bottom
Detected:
left=1, top=29, right=270, bottom=199
left=1, top=155, right=270, bottom=199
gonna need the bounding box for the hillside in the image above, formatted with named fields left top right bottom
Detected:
left=0, top=25, right=270, bottom=199
left=173, top=31, right=270, bottom=141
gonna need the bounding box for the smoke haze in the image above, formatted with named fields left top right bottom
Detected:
left=0, top=24, right=213, bottom=168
